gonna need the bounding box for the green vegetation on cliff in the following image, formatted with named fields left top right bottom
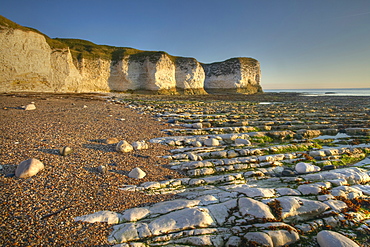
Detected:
left=0, top=15, right=67, bottom=49
left=0, top=15, right=178, bottom=64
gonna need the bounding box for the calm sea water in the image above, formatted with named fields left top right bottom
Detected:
left=264, top=88, right=370, bottom=96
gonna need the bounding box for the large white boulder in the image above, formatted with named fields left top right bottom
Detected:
left=116, top=140, right=134, bottom=153
left=317, top=230, right=360, bottom=247
left=128, top=167, right=146, bottom=179
left=15, top=158, right=44, bottom=178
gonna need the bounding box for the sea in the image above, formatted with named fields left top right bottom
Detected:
left=264, top=88, right=370, bottom=96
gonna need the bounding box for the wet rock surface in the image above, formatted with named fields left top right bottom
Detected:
left=1, top=92, right=370, bottom=246
left=101, top=93, right=368, bottom=246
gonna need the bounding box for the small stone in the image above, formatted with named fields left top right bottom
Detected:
left=192, top=141, right=202, bottom=147
left=192, top=123, right=203, bottom=129
left=132, top=141, right=149, bottom=150
left=204, top=138, right=220, bottom=147
left=323, top=165, right=336, bottom=171
left=295, top=162, right=321, bottom=174
left=128, top=167, right=146, bottom=179
left=188, top=153, right=198, bottom=161
left=317, top=230, right=359, bottom=247
left=202, top=122, right=212, bottom=128
left=24, top=103, right=36, bottom=110
left=282, top=169, right=296, bottom=177
left=105, top=138, right=119, bottom=144
left=116, top=140, right=134, bottom=153
left=15, top=158, right=44, bottom=178
left=59, top=146, right=73, bottom=156
left=234, top=138, right=251, bottom=146
left=98, top=165, right=108, bottom=174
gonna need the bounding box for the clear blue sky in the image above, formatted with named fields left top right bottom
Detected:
left=1, top=0, right=369, bottom=89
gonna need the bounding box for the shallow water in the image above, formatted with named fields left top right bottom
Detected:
left=265, top=88, right=370, bottom=96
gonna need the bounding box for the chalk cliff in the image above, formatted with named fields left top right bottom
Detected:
left=0, top=16, right=262, bottom=94
left=203, top=58, right=262, bottom=94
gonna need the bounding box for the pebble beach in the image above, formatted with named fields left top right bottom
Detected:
left=0, top=93, right=182, bottom=246
left=1, top=92, right=370, bottom=246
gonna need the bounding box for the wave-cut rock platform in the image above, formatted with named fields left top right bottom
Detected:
left=75, top=94, right=370, bottom=246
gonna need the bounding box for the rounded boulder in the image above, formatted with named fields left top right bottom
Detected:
left=317, top=230, right=359, bottom=247
left=15, top=158, right=44, bottom=178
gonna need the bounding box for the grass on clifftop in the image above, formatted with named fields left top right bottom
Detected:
left=54, top=38, right=145, bottom=61
left=0, top=15, right=68, bottom=50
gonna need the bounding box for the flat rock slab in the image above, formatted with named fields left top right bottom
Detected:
left=74, top=211, right=122, bottom=224
left=109, top=207, right=216, bottom=243
left=238, top=197, right=275, bottom=221
left=276, top=196, right=330, bottom=222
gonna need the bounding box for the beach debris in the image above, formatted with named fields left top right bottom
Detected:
left=116, top=140, right=133, bottom=153
left=128, top=167, right=146, bottom=179
left=59, top=146, right=73, bottom=156
left=15, top=158, right=44, bottom=178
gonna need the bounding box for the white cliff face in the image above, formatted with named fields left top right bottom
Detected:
left=0, top=28, right=53, bottom=91
left=175, top=58, right=205, bottom=92
left=77, top=58, right=111, bottom=92
left=0, top=19, right=262, bottom=94
left=50, top=49, right=82, bottom=92
left=239, top=58, right=261, bottom=87
left=108, top=58, right=132, bottom=91
left=203, top=58, right=262, bottom=93
left=203, top=59, right=241, bottom=90
left=0, top=27, right=84, bottom=92
left=127, top=53, right=176, bottom=91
